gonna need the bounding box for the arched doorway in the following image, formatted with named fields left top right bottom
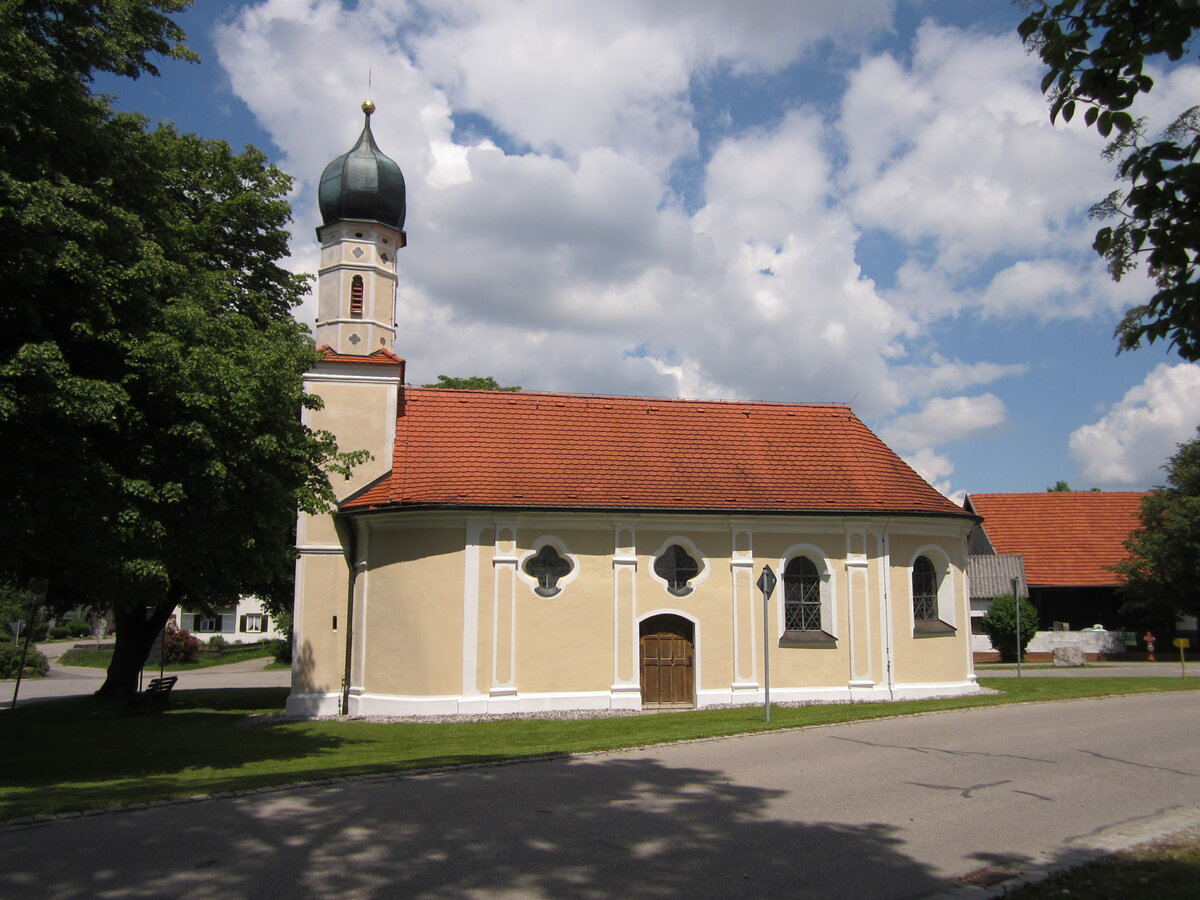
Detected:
left=640, top=614, right=695, bottom=709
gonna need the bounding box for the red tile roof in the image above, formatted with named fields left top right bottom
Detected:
left=343, top=389, right=971, bottom=517
left=316, top=345, right=405, bottom=366
left=965, top=493, right=1148, bottom=587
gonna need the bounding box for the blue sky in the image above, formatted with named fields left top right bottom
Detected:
left=93, top=0, right=1200, bottom=500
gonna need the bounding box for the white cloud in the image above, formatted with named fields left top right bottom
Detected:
left=975, top=257, right=1150, bottom=321
left=1069, top=363, right=1200, bottom=487
left=893, top=354, right=1028, bottom=405
left=880, top=393, right=1008, bottom=453
left=840, top=22, right=1113, bottom=271
left=209, top=1, right=1193, bottom=500
left=901, top=446, right=961, bottom=501
left=412, top=0, right=897, bottom=173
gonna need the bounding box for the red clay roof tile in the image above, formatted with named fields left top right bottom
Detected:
left=965, top=492, right=1147, bottom=587
left=316, top=345, right=405, bottom=366
left=343, top=389, right=970, bottom=517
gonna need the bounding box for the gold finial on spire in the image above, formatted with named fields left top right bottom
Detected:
left=362, top=68, right=374, bottom=117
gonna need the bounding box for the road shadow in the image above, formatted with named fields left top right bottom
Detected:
left=1, top=754, right=950, bottom=899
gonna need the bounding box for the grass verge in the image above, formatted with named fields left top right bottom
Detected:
left=1, top=677, right=1196, bottom=822
left=58, top=646, right=275, bottom=671
left=1003, top=826, right=1200, bottom=899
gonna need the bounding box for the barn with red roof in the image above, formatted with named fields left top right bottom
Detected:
left=963, top=492, right=1149, bottom=631
left=286, top=106, right=984, bottom=717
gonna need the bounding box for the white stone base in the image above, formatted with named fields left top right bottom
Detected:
left=285, top=691, right=342, bottom=717
left=288, top=678, right=984, bottom=718
left=889, top=679, right=983, bottom=700
left=335, top=689, right=636, bottom=717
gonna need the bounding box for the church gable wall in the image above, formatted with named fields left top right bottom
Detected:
left=356, top=525, right=466, bottom=698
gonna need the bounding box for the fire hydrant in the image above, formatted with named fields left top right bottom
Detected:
left=1144, top=631, right=1157, bottom=662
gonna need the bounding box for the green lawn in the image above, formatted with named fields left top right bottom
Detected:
left=2, top=677, right=1197, bottom=822
left=58, top=646, right=275, bottom=671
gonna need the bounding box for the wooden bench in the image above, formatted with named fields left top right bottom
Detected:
left=130, top=675, right=179, bottom=714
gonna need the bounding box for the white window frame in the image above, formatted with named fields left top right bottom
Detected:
left=648, top=536, right=710, bottom=597
left=516, top=535, right=581, bottom=598
left=777, top=544, right=837, bottom=640
left=908, top=545, right=957, bottom=632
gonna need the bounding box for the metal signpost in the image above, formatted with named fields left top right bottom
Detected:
left=1174, top=637, right=1190, bottom=679
left=756, top=565, right=777, bottom=722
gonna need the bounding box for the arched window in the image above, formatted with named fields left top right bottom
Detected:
left=350, top=275, right=364, bottom=318
left=912, top=556, right=938, bottom=621
left=654, top=544, right=699, bottom=596
left=523, top=544, right=572, bottom=597
left=783, top=556, right=821, bottom=631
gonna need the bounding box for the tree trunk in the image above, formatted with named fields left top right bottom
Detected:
left=96, top=600, right=175, bottom=698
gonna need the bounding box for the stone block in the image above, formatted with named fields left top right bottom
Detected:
left=1052, top=645, right=1086, bottom=667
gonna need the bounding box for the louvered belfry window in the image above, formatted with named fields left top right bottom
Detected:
left=350, top=275, right=364, bottom=318
left=912, top=556, right=938, bottom=621
left=654, top=544, right=700, bottom=596
left=784, top=556, right=821, bottom=631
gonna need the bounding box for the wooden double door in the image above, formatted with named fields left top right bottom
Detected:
left=640, top=615, right=695, bottom=708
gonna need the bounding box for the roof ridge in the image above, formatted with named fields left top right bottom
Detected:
left=405, top=386, right=853, bottom=409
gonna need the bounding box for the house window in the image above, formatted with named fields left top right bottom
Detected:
left=242, top=613, right=264, bottom=633
left=654, top=544, right=699, bottom=596
left=350, top=275, right=364, bottom=318
left=523, top=544, right=572, bottom=597
left=784, top=557, right=821, bottom=631
left=196, top=615, right=221, bottom=633
left=912, top=556, right=938, bottom=621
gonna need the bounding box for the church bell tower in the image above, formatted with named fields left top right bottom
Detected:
left=314, top=100, right=407, bottom=354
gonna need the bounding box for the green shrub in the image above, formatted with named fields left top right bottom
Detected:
left=271, top=608, right=293, bottom=664
left=0, top=642, right=49, bottom=678
left=49, top=625, right=70, bottom=639
left=271, top=636, right=292, bottom=665
left=163, top=626, right=201, bottom=663
left=980, top=593, right=1039, bottom=662
left=207, top=634, right=228, bottom=651
left=65, top=618, right=91, bottom=638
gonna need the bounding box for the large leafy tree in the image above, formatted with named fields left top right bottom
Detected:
left=1020, top=1, right=1200, bottom=359
left=1113, top=431, right=1200, bottom=621
left=0, top=1, right=360, bottom=696
left=422, top=375, right=522, bottom=391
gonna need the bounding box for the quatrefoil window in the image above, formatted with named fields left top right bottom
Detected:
left=654, top=544, right=700, bottom=596
left=524, top=544, right=572, bottom=597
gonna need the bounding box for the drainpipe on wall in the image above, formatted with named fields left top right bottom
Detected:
left=337, top=514, right=359, bottom=717
left=880, top=525, right=896, bottom=701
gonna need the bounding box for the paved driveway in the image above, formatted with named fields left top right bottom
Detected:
left=2, top=691, right=1197, bottom=899
left=980, top=660, right=1194, bottom=677
left=2, top=643, right=289, bottom=707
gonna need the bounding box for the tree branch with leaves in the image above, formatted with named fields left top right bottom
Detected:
left=1019, top=1, right=1200, bottom=359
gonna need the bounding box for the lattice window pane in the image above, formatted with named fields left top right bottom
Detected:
left=654, top=544, right=699, bottom=596
left=783, top=556, right=821, bottom=632
left=912, top=556, right=938, bottom=621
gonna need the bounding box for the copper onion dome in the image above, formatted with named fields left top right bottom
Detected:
left=318, top=101, right=406, bottom=229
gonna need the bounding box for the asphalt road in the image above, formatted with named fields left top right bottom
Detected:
left=2, top=691, right=1197, bottom=899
